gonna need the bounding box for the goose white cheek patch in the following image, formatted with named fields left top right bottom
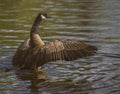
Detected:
left=41, top=15, right=46, bottom=19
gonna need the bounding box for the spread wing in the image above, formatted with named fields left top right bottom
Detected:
left=13, top=39, right=97, bottom=69
left=41, top=39, right=97, bottom=64
left=12, top=39, right=30, bottom=67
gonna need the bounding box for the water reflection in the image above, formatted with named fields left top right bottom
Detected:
left=15, top=69, right=93, bottom=94
left=0, top=0, right=120, bottom=94
left=15, top=69, right=47, bottom=92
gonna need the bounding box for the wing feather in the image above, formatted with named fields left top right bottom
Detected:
left=42, top=39, right=97, bottom=63
left=13, top=39, right=97, bottom=69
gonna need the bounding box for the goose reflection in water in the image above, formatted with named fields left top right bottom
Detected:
left=15, top=69, right=92, bottom=94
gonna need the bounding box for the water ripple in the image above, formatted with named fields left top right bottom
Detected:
left=0, top=0, right=120, bottom=94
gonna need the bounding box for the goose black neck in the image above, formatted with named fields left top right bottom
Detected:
left=31, top=14, right=42, bottom=34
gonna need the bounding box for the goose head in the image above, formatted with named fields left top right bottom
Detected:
left=39, top=13, right=50, bottom=20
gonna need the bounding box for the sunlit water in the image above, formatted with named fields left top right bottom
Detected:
left=0, top=0, right=120, bottom=94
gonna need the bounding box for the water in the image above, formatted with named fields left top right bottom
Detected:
left=0, top=0, right=120, bottom=94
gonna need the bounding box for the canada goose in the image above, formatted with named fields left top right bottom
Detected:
left=12, top=13, right=98, bottom=70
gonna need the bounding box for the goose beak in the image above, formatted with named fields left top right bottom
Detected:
left=46, top=16, right=51, bottom=19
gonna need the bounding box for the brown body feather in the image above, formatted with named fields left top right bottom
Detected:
left=12, top=13, right=97, bottom=70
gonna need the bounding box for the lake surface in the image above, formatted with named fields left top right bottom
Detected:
left=0, top=0, right=120, bottom=94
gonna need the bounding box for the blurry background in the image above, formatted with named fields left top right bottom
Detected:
left=0, top=0, right=120, bottom=94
